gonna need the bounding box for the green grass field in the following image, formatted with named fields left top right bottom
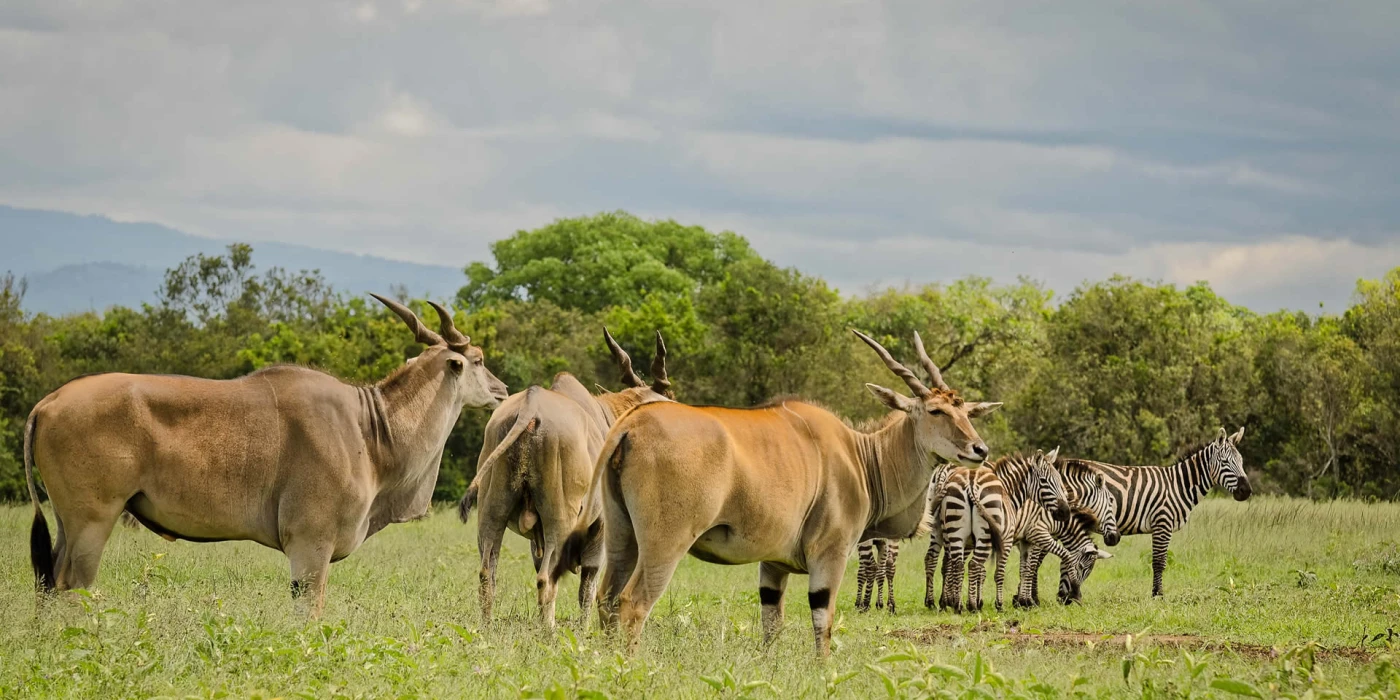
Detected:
left=4, top=496, right=1400, bottom=698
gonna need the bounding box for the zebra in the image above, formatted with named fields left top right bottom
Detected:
left=937, top=450, right=1070, bottom=613
left=854, top=539, right=897, bottom=612
left=1013, top=460, right=1121, bottom=607
left=1063, top=426, right=1251, bottom=598
left=854, top=465, right=947, bottom=614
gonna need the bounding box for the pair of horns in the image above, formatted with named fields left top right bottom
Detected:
left=371, top=293, right=471, bottom=352
left=852, top=329, right=951, bottom=397
left=603, top=328, right=670, bottom=394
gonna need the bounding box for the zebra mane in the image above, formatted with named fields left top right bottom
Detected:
left=1171, top=437, right=1223, bottom=466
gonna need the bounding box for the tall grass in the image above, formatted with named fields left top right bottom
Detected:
left=2, top=497, right=1399, bottom=697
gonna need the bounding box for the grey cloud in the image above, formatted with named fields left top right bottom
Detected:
left=0, top=0, right=1398, bottom=310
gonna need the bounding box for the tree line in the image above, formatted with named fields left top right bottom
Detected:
left=3, top=212, right=1398, bottom=502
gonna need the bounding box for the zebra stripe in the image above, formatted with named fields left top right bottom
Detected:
left=1064, top=427, right=1250, bottom=597
left=934, top=450, right=1070, bottom=613
left=1015, top=460, right=1121, bottom=607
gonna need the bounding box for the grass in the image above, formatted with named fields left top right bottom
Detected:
left=4, top=495, right=1400, bottom=698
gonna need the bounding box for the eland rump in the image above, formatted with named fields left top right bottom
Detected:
left=460, top=329, right=674, bottom=627
left=595, top=330, right=1001, bottom=656
left=24, top=294, right=507, bottom=615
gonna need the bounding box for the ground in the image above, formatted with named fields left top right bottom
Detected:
left=3, top=496, right=1400, bottom=698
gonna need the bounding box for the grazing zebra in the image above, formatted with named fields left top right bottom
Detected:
left=1052, top=513, right=1115, bottom=605
left=1014, top=460, right=1121, bottom=608
left=1063, top=427, right=1250, bottom=598
left=938, top=450, right=1070, bottom=613
left=854, top=466, right=946, bottom=614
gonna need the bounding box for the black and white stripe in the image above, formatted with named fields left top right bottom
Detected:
left=935, top=450, right=1071, bottom=613
left=1014, top=460, right=1121, bottom=607
left=1066, top=427, right=1250, bottom=597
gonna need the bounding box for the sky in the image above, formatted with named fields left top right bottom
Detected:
left=1, top=1, right=1398, bottom=311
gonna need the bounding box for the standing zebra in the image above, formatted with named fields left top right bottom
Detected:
left=855, top=465, right=946, bottom=613
left=854, top=539, right=897, bottom=612
left=1013, top=460, right=1121, bottom=607
left=1064, top=427, right=1250, bottom=598
left=938, top=450, right=1070, bottom=613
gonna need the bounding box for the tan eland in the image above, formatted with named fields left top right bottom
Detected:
left=595, top=330, right=1001, bottom=656
left=24, top=294, right=507, bottom=615
left=459, top=329, right=674, bottom=627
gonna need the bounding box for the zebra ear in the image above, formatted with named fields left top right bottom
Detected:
left=1046, top=446, right=1060, bottom=462
left=1217, top=426, right=1228, bottom=440
left=1096, top=548, right=1114, bottom=559
left=1229, top=426, right=1245, bottom=444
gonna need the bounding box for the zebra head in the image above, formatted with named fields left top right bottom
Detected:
left=1057, top=539, right=1113, bottom=605
left=1031, top=447, right=1071, bottom=522
left=1072, top=470, right=1121, bottom=546
left=1211, top=426, right=1251, bottom=501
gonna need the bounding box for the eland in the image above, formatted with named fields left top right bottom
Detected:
left=459, top=329, right=674, bottom=627
left=595, top=330, right=1001, bottom=656
left=24, top=294, right=506, bottom=615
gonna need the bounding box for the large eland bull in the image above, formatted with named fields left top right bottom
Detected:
left=24, top=294, right=507, bottom=615
left=596, top=330, right=1001, bottom=656
left=460, top=329, right=673, bottom=627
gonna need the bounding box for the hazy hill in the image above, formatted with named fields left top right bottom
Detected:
left=0, top=206, right=466, bottom=315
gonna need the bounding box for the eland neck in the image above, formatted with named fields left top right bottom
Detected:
left=372, top=363, right=463, bottom=484
left=857, top=414, right=939, bottom=531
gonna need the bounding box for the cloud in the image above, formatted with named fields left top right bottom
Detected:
left=0, top=0, right=1397, bottom=311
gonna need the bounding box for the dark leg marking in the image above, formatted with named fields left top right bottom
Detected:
left=808, top=588, right=831, bottom=611
left=760, top=587, right=783, bottom=606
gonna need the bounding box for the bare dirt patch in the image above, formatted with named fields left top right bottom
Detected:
left=890, top=622, right=1376, bottom=662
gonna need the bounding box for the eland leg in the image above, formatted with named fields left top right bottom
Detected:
left=759, top=562, right=790, bottom=646
left=285, top=537, right=333, bottom=617
left=806, top=554, right=848, bottom=658
left=576, top=521, right=606, bottom=629
left=475, top=506, right=510, bottom=624
left=618, top=545, right=685, bottom=654
left=54, top=504, right=123, bottom=592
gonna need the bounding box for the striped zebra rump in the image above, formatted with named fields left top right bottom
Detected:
left=936, top=466, right=1006, bottom=613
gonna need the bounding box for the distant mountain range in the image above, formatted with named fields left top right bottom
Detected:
left=0, top=206, right=467, bottom=315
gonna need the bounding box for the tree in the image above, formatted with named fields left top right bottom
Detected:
left=458, top=212, right=758, bottom=313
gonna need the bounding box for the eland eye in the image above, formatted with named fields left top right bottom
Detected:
left=927, top=408, right=943, bottom=416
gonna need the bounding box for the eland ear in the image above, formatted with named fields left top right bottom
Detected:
left=966, top=402, right=1003, bottom=418
left=866, top=383, right=918, bottom=412
left=1096, top=548, right=1114, bottom=560
left=1229, top=426, right=1245, bottom=444
left=1046, top=446, right=1060, bottom=463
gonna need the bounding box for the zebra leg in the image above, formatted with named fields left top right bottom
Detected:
left=1028, top=546, right=1047, bottom=606
left=992, top=546, right=1007, bottom=612
left=923, top=536, right=941, bottom=609
left=884, top=541, right=899, bottom=614
left=873, top=540, right=887, bottom=609
left=1013, top=541, right=1033, bottom=608
left=855, top=541, right=875, bottom=612
left=966, top=538, right=991, bottom=612
left=1151, top=527, right=1172, bottom=597
left=941, top=542, right=964, bottom=613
